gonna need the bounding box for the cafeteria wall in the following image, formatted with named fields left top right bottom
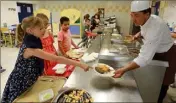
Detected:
left=1, top=1, right=19, bottom=27
left=37, top=1, right=132, bottom=35
left=1, top=1, right=132, bottom=34
left=0, top=1, right=39, bottom=27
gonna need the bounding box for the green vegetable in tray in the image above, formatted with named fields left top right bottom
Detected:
left=43, top=93, right=52, bottom=100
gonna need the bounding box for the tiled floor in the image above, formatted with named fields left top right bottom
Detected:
left=0, top=38, right=176, bottom=102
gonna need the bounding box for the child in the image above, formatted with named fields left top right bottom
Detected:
left=1, top=16, right=90, bottom=103
left=90, top=13, right=100, bottom=31
left=84, top=14, right=91, bottom=31
left=78, top=14, right=97, bottom=48
left=58, top=16, right=79, bottom=57
left=36, top=13, right=57, bottom=75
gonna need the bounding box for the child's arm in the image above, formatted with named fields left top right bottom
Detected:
left=71, top=39, right=79, bottom=49
left=58, top=41, right=68, bottom=57
left=23, top=48, right=90, bottom=71
left=58, top=32, right=68, bottom=57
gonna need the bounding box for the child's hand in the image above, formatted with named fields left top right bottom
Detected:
left=74, top=46, right=79, bottom=49
left=63, top=54, right=70, bottom=58
left=80, top=63, right=92, bottom=71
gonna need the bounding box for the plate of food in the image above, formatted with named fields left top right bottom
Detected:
left=93, top=63, right=115, bottom=77
left=124, top=35, right=133, bottom=43
left=55, top=88, right=93, bottom=103
left=66, top=50, right=83, bottom=59
left=72, top=48, right=87, bottom=53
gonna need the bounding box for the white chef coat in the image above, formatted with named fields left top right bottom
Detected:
left=133, top=14, right=174, bottom=67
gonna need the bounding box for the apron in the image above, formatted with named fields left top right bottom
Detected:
left=153, top=44, right=176, bottom=85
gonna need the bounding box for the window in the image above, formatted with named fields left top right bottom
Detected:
left=27, top=7, right=31, bottom=13
left=17, top=6, right=21, bottom=13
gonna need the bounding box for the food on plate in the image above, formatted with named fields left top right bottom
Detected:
left=129, top=48, right=139, bottom=53
left=57, top=89, right=93, bottom=103
left=124, top=35, right=133, bottom=43
left=66, top=50, right=83, bottom=59
left=39, top=89, right=54, bottom=102
left=95, top=64, right=110, bottom=74
left=112, top=34, right=123, bottom=40
left=44, top=94, right=52, bottom=100
left=129, top=48, right=140, bottom=57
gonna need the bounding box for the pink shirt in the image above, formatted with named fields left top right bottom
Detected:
left=58, top=30, right=71, bottom=53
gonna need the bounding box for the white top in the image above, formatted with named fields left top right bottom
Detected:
left=133, top=15, right=174, bottom=67
left=131, top=1, right=150, bottom=12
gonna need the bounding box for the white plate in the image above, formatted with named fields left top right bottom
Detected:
left=73, top=48, right=87, bottom=53
left=93, top=63, right=115, bottom=77
left=66, top=50, right=83, bottom=59
left=52, top=64, right=66, bottom=70
left=55, top=68, right=66, bottom=74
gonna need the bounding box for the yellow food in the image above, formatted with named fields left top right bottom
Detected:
left=97, top=64, right=110, bottom=72
left=124, top=35, right=133, bottom=43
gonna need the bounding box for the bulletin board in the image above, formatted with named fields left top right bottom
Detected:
left=69, top=25, right=80, bottom=35
left=60, top=9, right=82, bottom=38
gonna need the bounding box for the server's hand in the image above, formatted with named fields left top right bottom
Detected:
left=113, top=68, right=126, bottom=78
left=132, top=32, right=141, bottom=41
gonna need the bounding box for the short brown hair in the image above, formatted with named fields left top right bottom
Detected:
left=21, top=16, right=43, bottom=31
left=36, top=13, right=49, bottom=26
left=84, top=14, right=90, bottom=20
left=60, top=16, right=70, bottom=24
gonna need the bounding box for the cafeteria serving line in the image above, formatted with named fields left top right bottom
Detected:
left=52, top=27, right=168, bottom=102
left=1, top=0, right=176, bottom=103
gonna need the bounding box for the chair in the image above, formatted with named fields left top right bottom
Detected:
left=1, top=27, right=14, bottom=47
left=0, top=31, right=5, bottom=47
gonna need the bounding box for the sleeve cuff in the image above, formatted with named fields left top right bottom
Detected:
left=133, top=57, right=147, bottom=67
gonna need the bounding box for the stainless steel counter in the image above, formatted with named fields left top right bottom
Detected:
left=63, top=31, right=167, bottom=102
left=63, top=35, right=143, bottom=102
left=97, top=33, right=167, bottom=102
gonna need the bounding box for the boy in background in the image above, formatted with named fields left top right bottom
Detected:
left=58, top=16, right=78, bottom=57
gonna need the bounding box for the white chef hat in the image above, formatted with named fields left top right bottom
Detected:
left=131, top=0, right=151, bottom=12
